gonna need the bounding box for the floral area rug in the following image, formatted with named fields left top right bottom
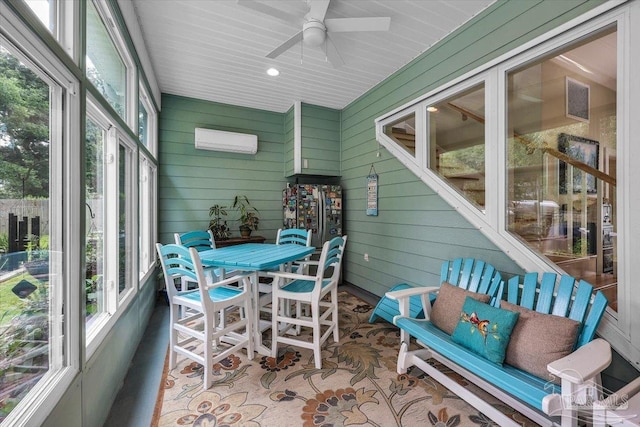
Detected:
left=155, top=290, right=538, bottom=427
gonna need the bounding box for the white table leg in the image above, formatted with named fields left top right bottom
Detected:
left=251, top=271, right=272, bottom=356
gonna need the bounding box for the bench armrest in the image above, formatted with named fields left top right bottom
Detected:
left=547, top=338, right=612, bottom=383
left=385, top=286, right=440, bottom=318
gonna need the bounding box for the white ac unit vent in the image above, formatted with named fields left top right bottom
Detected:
left=195, top=128, right=258, bottom=154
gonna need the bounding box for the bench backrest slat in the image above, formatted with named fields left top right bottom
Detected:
left=552, top=275, right=576, bottom=317
left=507, top=272, right=608, bottom=350
left=578, top=291, right=608, bottom=347
left=447, top=258, right=464, bottom=288
left=535, top=273, right=556, bottom=313
left=568, top=280, right=593, bottom=324
left=467, top=260, right=485, bottom=293
left=477, top=263, right=495, bottom=295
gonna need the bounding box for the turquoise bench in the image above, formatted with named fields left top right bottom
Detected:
left=369, top=258, right=504, bottom=325
left=388, top=271, right=610, bottom=427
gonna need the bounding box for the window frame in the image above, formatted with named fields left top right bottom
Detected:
left=138, top=79, right=157, bottom=156
left=84, top=97, right=139, bottom=358
left=0, top=7, right=81, bottom=426
left=86, top=0, right=136, bottom=129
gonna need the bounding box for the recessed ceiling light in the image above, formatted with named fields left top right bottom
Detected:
left=427, top=106, right=438, bottom=112
left=267, top=67, right=280, bottom=77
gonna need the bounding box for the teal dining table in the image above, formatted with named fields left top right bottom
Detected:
left=199, top=243, right=316, bottom=355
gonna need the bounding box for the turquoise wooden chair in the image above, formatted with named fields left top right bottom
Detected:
left=369, top=257, right=504, bottom=325
left=174, top=229, right=240, bottom=284
left=268, top=235, right=347, bottom=369
left=156, top=243, right=254, bottom=390
left=259, top=228, right=314, bottom=322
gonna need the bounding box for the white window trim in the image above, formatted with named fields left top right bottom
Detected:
left=139, top=79, right=158, bottom=156
left=90, top=0, right=137, bottom=129
left=375, top=2, right=640, bottom=365
left=85, top=98, right=139, bottom=359
left=0, top=6, right=80, bottom=427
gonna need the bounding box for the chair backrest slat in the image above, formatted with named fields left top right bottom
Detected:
left=276, top=228, right=312, bottom=247
left=317, top=236, right=347, bottom=282
left=174, top=230, right=216, bottom=252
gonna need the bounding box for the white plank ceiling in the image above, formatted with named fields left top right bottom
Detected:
left=131, top=0, right=495, bottom=113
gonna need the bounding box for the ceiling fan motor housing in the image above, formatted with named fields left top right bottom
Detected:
left=303, top=20, right=326, bottom=47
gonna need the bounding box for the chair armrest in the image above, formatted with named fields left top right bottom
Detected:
left=205, top=271, right=252, bottom=289
left=385, top=286, right=440, bottom=318
left=266, top=271, right=313, bottom=282
left=547, top=338, right=612, bottom=383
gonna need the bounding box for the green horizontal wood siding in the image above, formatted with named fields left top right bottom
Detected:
left=284, top=105, right=295, bottom=177
left=339, top=0, right=605, bottom=297
left=300, top=103, right=341, bottom=176
left=159, top=94, right=287, bottom=244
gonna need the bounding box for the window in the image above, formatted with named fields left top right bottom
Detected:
left=139, top=156, right=156, bottom=278
left=85, top=115, right=106, bottom=327
left=428, top=83, right=486, bottom=209
left=383, top=113, right=416, bottom=156
left=0, top=34, right=76, bottom=424
left=506, top=26, right=618, bottom=310
left=85, top=100, right=138, bottom=352
left=25, top=0, right=54, bottom=32
left=86, top=0, right=132, bottom=124
left=138, top=81, right=157, bottom=155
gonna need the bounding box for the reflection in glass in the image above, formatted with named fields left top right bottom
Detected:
left=138, top=99, right=148, bottom=146
left=86, top=1, right=126, bottom=119
left=506, top=27, right=617, bottom=310
left=383, top=113, right=416, bottom=155
left=85, top=118, right=105, bottom=325
left=0, top=46, right=51, bottom=421
left=428, top=84, right=486, bottom=209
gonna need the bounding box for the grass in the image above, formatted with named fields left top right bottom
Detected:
left=0, top=270, right=41, bottom=326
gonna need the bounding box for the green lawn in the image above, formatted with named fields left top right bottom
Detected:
left=0, top=271, right=42, bottom=325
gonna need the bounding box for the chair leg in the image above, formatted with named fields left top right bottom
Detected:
left=245, top=296, right=254, bottom=360
left=312, top=304, right=322, bottom=369
left=169, top=304, right=179, bottom=369
left=331, top=288, right=339, bottom=343
left=271, top=294, right=280, bottom=358
left=203, top=319, right=213, bottom=390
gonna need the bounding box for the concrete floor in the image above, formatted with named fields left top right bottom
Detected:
left=104, top=295, right=169, bottom=427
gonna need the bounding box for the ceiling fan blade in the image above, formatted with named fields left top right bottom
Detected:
left=326, top=34, right=344, bottom=68
left=266, top=31, right=303, bottom=58
left=307, top=0, right=330, bottom=22
left=237, top=0, right=300, bottom=24
left=325, top=17, right=391, bottom=33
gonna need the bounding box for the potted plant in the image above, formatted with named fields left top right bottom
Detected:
left=232, top=195, right=259, bottom=238
left=208, top=204, right=231, bottom=240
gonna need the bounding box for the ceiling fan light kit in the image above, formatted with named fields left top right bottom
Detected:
left=238, top=0, right=391, bottom=66
left=303, top=21, right=326, bottom=47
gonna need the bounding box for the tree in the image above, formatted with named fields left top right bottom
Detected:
left=0, top=49, right=50, bottom=199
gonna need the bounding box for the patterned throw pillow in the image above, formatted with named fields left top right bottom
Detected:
left=430, top=282, right=491, bottom=335
left=501, top=300, right=580, bottom=382
left=451, top=296, right=520, bottom=364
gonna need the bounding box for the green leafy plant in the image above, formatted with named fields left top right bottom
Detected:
left=232, top=195, right=260, bottom=235
left=208, top=204, right=231, bottom=240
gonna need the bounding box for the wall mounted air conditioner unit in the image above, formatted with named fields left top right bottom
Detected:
left=195, top=128, right=258, bottom=154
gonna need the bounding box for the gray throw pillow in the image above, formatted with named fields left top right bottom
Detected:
left=501, top=300, right=580, bottom=383
left=430, top=282, right=491, bottom=335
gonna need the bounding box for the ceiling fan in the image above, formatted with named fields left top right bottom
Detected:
left=237, top=0, right=391, bottom=66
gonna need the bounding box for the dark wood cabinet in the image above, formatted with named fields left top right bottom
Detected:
left=215, top=235, right=266, bottom=247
